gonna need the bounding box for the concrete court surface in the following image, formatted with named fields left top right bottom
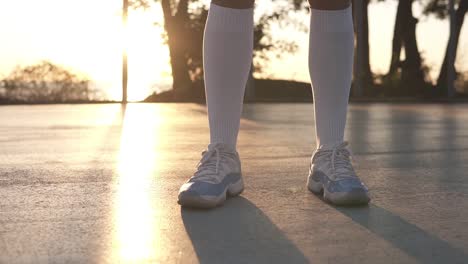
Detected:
left=1, top=103, right=468, bottom=264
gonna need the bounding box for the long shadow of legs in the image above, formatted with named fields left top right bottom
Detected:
left=336, top=204, right=468, bottom=264
left=181, top=197, right=308, bottom=264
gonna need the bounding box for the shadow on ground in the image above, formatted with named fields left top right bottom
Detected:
left=181, top=197, right=308, bottom=264
left=336, top=204, right=468, bottom=264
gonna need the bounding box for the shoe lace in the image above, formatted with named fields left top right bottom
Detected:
left=191, top=145, right=229, bottom=182
left=196, top=148, right=221, bottom=174
left=314, top=141, right=356, bottom=179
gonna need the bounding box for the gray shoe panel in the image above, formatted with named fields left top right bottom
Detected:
left=180, top=173, right=242, bottom=197
left=311, top=170, right=368, bottom=194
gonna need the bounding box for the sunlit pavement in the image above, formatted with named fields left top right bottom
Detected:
left=1, top=103, right=468, bottom=263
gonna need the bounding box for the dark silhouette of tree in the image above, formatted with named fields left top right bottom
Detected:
left=0, top=61, right=91, bottom=103
left=159, top=0, right=193, bottom=99
left=424, top=0, right=467, bottom=93
left=134, top=1, right=306, bottom=100
left=352, top=0, right=374, bottom=96
left=386, top=0, right=428, bottom=96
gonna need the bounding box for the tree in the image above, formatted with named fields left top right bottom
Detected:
left=133, top=0, right=306, bottom=100
left=0, top=61, right=91, bottom=103
left=424, top=0, right=468, bottom=93
left=386, top=0, right=428, bottom=96
left=352, top=0, right=374, bottom=96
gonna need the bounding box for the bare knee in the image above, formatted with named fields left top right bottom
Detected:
left=212, top=0, right=254, bottom=9
left=308, top=0, right=350, bottom=10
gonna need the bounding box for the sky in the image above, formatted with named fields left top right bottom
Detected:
left=0, top=0, right=466, bottom=101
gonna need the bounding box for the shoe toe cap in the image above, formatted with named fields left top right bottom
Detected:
left=178, top=181, right=225, bottom=197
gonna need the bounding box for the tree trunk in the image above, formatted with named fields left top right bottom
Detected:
left=360, top=0, right=373, bottom=95
left=387, top=0, right=404, bottom=77
left=400, top=0, right=426, bottom=90
left=161, top=0, right=192, bottom=100
left=436, top=0, right=468, bottom=90
left=352, top=0, right=373, bottom=97
left=362, top=0, right=373, bottom=87
left=387, top=0, right=426, bottom=95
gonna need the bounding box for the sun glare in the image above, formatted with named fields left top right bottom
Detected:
left=0, top=0, right=172, bottom=102
left=124, top=9, right=172, bottom=101
left=113, top=104, right=166, bottom=262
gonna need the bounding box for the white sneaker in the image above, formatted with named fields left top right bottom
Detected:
left=178, top=143, right=244, bottom=208
left=307, top=141, right=370, bottom=206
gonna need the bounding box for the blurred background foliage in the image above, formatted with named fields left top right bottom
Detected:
left=0, top=0, right=466, bottom=103
left=0, top=61, right=96, bottom=103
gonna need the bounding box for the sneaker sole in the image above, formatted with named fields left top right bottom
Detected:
left=178, top=177, right=244, bottom=209
left=307, top=176, right=370, bottom=206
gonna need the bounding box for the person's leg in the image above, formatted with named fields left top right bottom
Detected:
left=308, top=0, right=353, bottom=149
left=178, top=0, right=254, bottom=208
left=204, top=0, right=255, bottom=148
left=307, top=0, right=370, bottom=205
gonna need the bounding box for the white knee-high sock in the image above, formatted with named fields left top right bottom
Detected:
left=203, top=4, right=254, bottom=148
left=308, top=6, right=354, bottom=150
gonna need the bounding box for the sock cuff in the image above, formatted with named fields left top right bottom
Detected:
left=309, top=5, right=353, bottom=33
left=206, top=3, right=254, bottom=32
